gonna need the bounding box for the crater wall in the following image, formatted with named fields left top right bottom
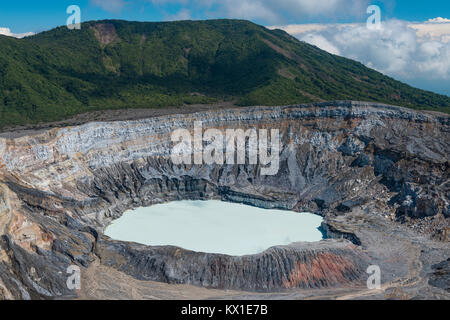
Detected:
left=0, top=101, right=448, bottom=299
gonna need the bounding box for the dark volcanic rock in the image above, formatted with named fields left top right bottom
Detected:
left=96, top=239, right=369, bottom=291
left=429, top=258, right=450, bottom=292
left=0, top=101, right=448, bottom=299
left=393, top=182, right=444, bottom=219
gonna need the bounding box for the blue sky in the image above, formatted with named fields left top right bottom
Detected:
left=0, top=1, right=449, bottom=95
left=0, top=0, right=448, bottom=33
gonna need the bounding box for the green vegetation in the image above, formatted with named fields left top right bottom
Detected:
left=0, top=19, right=449, bottom=128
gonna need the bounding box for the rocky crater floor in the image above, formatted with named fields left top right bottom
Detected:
left=0, top=101, right=448, bottom=300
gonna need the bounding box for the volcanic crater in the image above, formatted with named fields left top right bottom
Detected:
left=0, top=101, right=449, bottom=300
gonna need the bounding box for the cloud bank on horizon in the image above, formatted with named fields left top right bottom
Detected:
left=0, top=27, right=34, bottom=38
left=269, top=19, right=450, bottom=95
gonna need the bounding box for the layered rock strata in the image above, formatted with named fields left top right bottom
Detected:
left=0, top=101, right=448, bottom=299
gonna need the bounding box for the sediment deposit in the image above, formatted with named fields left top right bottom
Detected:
left=0, top=101, right=448, bottom=299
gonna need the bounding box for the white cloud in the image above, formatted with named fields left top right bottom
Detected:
left=0, top=27, right=34, bottom=38
left=409, top=22, right=450, bottom=43
left=427, top=17, right=450, bottom=23
left=300, top=33, right=340, bottom=55
left=270, top=21, right=450, bottom=43
left=269, top=24, right=331, bottom=34
left=269, top=19, right=450, bottom=95
left=91, top=0, right=127, bottom=13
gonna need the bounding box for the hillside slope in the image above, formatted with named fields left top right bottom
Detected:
left=0, top=19, right=449, bottom=128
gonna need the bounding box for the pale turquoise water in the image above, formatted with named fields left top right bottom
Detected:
left=104, top=200, right=323, bottom=256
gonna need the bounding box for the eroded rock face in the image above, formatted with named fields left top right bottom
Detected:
left=0, top=101, right=448, bottom=299
left=96, top=239, right=368, bottom=291
left=92, top=23, right=119, bottom=45
left=429, top=258, right=450, bottom=292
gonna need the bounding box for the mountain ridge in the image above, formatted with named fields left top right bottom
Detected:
left=0, top=18, right=449, bottom=128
